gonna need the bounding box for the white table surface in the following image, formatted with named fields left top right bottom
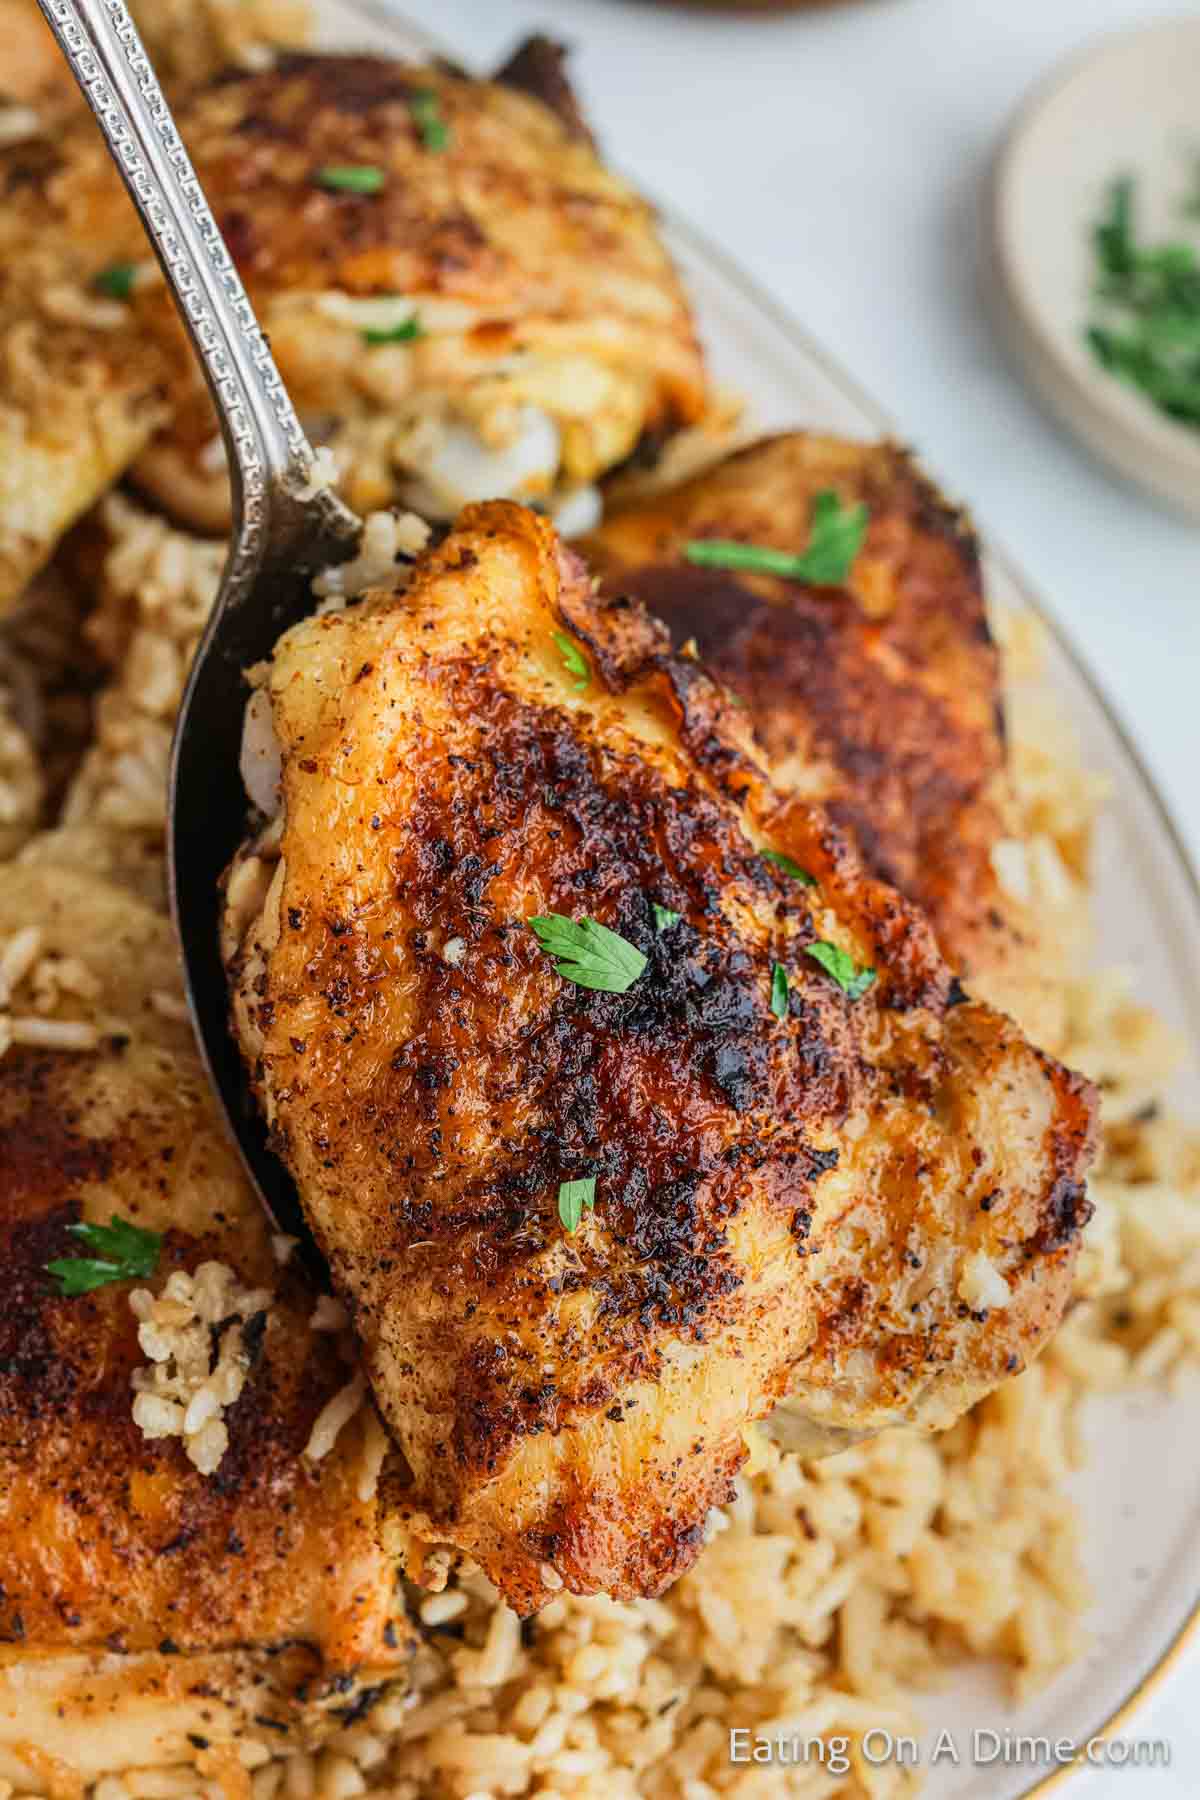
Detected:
left=415, top=2, right=1200, bottom=1790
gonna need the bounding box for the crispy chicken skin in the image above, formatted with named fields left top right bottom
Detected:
left=0, top=0, right=311, bottom=132
left=583, top=434, right=1054, bottom=1038
left=0, top=47, right=705, bottom=604
left=223, top=500, right=1097, bottom=1615
left=0, top=863, right=409, bottom=1778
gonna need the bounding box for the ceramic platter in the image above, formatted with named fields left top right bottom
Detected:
left=316, top=4, right=1200, bottom=1792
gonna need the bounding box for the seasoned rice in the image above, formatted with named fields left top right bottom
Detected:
left=1, top=499, right=1198, bottom=1799
left=0, top=919, right=107, bottom=1058
left=304, top=1371, right=367, bottom=1466
left=0, top=558, right=101, bottom=813
left=58, top=495, right=224, bottom=852
left=129, top=1262, right=274, bottom=1476
left=0, top=676, right=40, bottom=858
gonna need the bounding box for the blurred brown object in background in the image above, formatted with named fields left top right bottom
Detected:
left=641, top=1, right=870, bottom=13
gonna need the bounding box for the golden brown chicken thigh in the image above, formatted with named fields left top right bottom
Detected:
left=0, top=861, right=409, bottom=1782
left=583, top=434, right=1054, bottom=1037
left=0, top=0, right=310, bottom=134
left=0, top=46, right=705, bottom=607
left=223, top=501, right=1096, bottom=1615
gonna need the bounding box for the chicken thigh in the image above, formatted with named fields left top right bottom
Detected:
left=223, top=501, right=1096, bottom=1615
left=0, top=46, right=705, bottom=607
left=0, top=861, right=410, bottom=1782
left=584, top=434, right=1057, bottom=1040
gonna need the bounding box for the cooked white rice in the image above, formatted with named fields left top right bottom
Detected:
left=0, top=920, right=107, bottom=1058
left=0, top=667, right=42, bottom=858
left=129, top=1262, right=275, bottom=1476
left=0, top=501, right=1197, bottom=1800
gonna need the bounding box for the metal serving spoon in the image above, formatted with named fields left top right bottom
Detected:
left=38, top=0, right=360, bottom=1239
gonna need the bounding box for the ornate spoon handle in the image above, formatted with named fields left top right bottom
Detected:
left=33, top=0, right=343, bottom=570
left=37, top=0, right=361, bottom=1245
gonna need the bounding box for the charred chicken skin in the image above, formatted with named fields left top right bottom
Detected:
left=223, top=500, right=1097, bottom=1616
left=583, top=434, right=1054, bottom=1038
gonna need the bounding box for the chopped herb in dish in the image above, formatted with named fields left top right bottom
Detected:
left=770, top=961, right=790, bottom=1019
left=314, top=163, right=386, bottom=195
left=760, top=848, right=815, bottom=886
left=552, top=630, right=590, bottom=692
left=528, top=914, right=647, bottom=993
left=410, top=89, right=450, bottom=153
left=652, top=903, right=682, bottom=931
left=558, top=1175, right=597, bottom=1234
left=805, top=940, right=876, bottom=1001
left=1183, top=159, right=1200, bottom=223
left=46, top=1214, right=162, bottom=1296
left=684, top=488, right=868, bottom=587
left=362, top=314, right=423, bottom=346
left=1086, top=173, right=1200, bottom=430
left=94, top=261, right=137, bottom=300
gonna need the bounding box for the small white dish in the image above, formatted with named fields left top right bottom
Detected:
left=989, top=17, right=1200, bottom=522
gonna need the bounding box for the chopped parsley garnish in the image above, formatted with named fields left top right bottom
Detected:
left=1183, top=159, right=1200, bottom=223
left=363, top=314, right=423, bottom=346
left=314, top=163, right=386, bottom=195
left=760, top=848, right=815, bottom=886
left=552, top=630, right=590, bottom=692
left=1086, top=173, right=1200, bottom=430
left=410, top=89, right=450, bottom=153
left=46, top=1214, right=162, bottom=1296
left=770, top=962, right=790, bottom=1019
left=652, top=903, right=682, bottom=931
left=805, top=940, right=876, bottom=1001
left=528, top=914, right=647, bottom=993
left=94, top=261, right=137, bottom=300
left=684, top=489, right=869, bottom=588
left=558, top=1176, right=596, bottom=1234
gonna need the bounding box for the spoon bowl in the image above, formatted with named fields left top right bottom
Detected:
left=170, top=489, right=359, bottom=1245
left=37, top=0, right=361, bottom=1242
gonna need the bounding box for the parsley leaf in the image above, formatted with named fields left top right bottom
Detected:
left=652, top=903, right=682, bottom=931
left=1094, top=173, right=1135, bottom=279
left=528, top=914, right=647, bottom=993
left=770, top=962, right=790, bottom=1019
left=363, top=314, right=423, bottom=346
left=410, top=89, right=450, bottom=152
left=558, top=1176, right=597, bottom=1234
left=46, top=1214, right=162, bottom=1296
left=94, top=261, right=136, bottom=300
left=314, top=164, right=386, bottom=195
left=1183, top=159, right=1200, bottom=223
left=805, top=940, right=876, bottom=1001
left=1086, top=173, right=1200, bottom=430
left=683, top=489, right=868, bottom=587
left=795, top=491, right=872, bottom=583
left=760, top=848, right=815, bottom=886
left=552, top=630, right=590, bottom=692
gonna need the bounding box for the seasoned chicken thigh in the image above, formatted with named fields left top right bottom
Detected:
left=584, top=434, right=1057, bottom=1040
left=0, top=862, right=409, bottom=1782
left=0, top=0, right=310, bottom=135
left=0, top=46, right=705, bottom=607
left=223, top=501, right=1096, bottom=1615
